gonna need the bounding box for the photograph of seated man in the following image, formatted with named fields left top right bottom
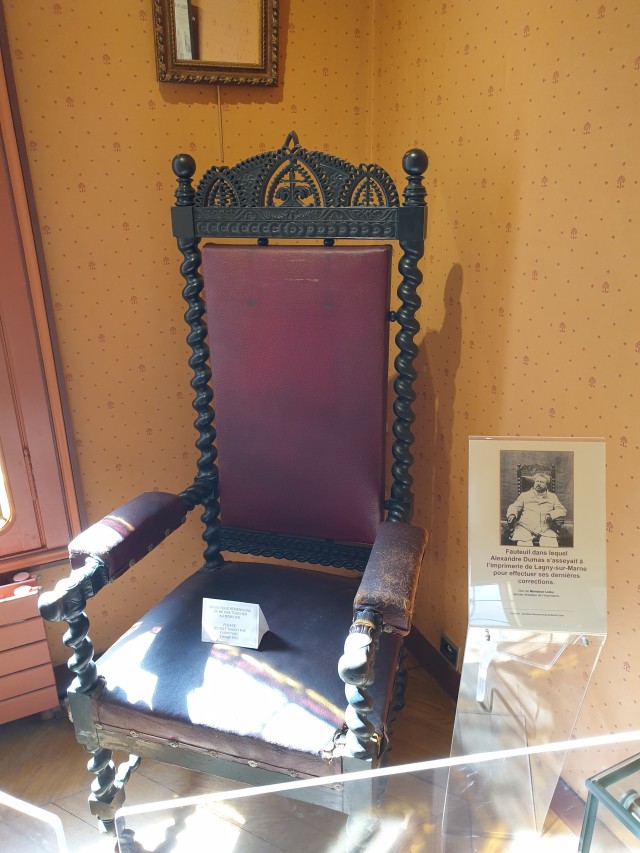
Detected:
left=506, top=472, right=566, bottom=548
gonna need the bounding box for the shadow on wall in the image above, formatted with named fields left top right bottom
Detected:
left=412, top=263, right=463, bottom=574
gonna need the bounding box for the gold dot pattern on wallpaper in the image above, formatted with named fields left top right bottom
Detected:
left=372, top=0, right=639, bottom=797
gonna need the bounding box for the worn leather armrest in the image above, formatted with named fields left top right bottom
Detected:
left=68, top=491, right=188, bottom=581
left=40, top=492, right=189, bottom=624
left=354, top=520, right=428, bottom=635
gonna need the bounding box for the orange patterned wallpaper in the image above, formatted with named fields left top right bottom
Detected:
left=3, top=0, right=639, bottom=768
left=371, top=0, right=639, bottom=786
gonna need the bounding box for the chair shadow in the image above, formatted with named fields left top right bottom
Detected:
left=117, top=805, right=196, bottom=853
left=411, top=263, right=463, bottom=577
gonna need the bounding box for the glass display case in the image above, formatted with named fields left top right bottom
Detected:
left=110, top=732, right=640, bottom=852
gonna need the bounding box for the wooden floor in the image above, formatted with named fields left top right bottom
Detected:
left=0, top=659, right=630, bottom=852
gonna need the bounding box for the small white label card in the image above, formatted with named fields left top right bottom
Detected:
left=201, top=598, right=269, bottom=649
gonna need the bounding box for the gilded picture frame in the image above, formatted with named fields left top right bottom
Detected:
left=152, top=0, right=278, bottom=86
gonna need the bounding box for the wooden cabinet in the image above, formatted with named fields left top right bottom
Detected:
left=0, top=572, right=58, bottom=724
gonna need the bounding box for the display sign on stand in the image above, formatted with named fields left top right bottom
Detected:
left=444, top=437, right=607, bottom=850
left=468, top=437, right=606, bottom=634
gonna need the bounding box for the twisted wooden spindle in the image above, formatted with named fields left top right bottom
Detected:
left=338, top=608, right=383, bottom=759
left=173, top=154, right=223, bottom=570
left=387, top=149, right=428, bottom=524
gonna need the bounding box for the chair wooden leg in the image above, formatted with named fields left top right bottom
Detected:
left=87, top=749, right=142, bottom=833
left=346, top=811, right=379, bottom=851
left=87, top=746, right=123, bottom=833
left=342, top=762, right=384, bottom=851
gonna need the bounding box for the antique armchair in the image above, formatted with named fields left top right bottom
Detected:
left=39, top=132, right=429, bottom=834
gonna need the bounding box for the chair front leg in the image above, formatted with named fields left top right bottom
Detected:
left=338, top=608, right=383, bottom=761
left=40, top=557, right=129, bottom=832
left=40, top=556, right=109, bottom=693
left=85, top=747, right=121, bottom=832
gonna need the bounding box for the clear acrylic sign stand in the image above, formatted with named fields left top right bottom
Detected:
left=444, top=437, right=607, bottom=849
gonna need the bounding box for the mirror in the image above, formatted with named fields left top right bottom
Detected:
left=153, top=0, right=278, bottom=86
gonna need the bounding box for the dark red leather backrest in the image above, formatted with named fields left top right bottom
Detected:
left=202, top=244, right=391, bottom=545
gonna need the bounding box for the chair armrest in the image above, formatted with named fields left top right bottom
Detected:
left=354, top=520, right=427, bottom=636
left=39, top=491, right=188, bottom=623
left=69, top=491, right=188, bottom=580
left=38, top=491, right=189, bottom=694
left=337, top=522, right=427, bottom=759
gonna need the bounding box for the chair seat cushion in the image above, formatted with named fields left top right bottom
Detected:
left=93, top=562, right=403, bottom=778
